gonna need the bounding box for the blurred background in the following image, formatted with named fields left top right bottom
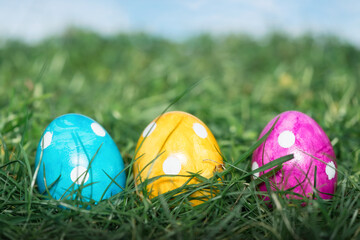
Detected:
left=0, top=0, right=359, bottom=166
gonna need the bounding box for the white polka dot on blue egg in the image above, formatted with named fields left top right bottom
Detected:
left=35, top=113, right=126, bottom=204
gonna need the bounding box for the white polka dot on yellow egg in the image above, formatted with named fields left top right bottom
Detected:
left=143, top=122, right=156, bottom=138
left=162, top=155, right=182, bottom=175
left=193, top=123, right=208, bottom=138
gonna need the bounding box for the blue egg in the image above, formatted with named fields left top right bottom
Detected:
left=35, top=113, right=126, bottom=203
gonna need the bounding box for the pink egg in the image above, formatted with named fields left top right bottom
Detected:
left=252, top=111, right=337, bottom=200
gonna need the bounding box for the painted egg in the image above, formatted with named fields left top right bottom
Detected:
left=35, top=113, right=126, bottom=203
left=252, top=111, right=337, bottom=200
left=133, top=111, right=223, bottom=205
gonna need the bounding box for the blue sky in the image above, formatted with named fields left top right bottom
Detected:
left=0, top=0, right=359, bottom=45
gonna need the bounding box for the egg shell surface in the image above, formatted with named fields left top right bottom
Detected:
left=133, top=111, right=223, bottom=205
left=35, top=113, right=126, bottom=202
left=252, top=111, right=337, bottom=200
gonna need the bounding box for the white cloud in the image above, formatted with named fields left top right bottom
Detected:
left=182, top=0, right=209, bottom=10
left=0, top=0, right=130, bottom=42
left=170, top=0, right=360, bottom=45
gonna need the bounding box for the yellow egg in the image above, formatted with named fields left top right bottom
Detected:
left=133, top=111, right=223, bottom=205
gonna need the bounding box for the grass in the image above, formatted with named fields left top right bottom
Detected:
left=0, top=29, right=360, bottom=239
